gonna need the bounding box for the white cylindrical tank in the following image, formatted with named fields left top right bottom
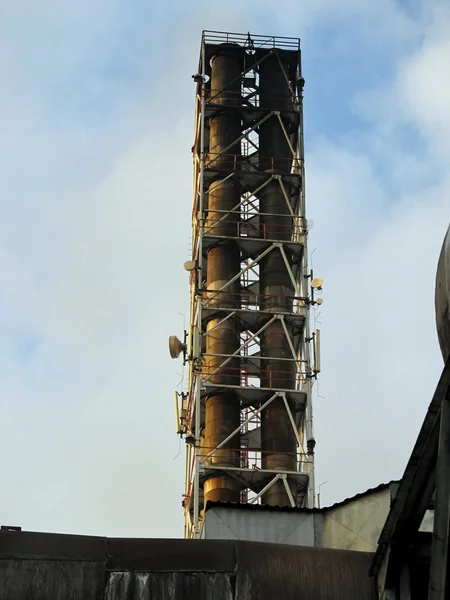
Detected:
left=435, top=224, right=450, bottom=362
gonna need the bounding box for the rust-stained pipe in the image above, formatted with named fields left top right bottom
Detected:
left=259, top=51, right=292, bottom=173
left=258, top=51, right=296, bottom=506
left=203, top=46, right=242, bottom=505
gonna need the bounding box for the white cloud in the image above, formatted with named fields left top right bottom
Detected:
left=309, top=152, right=449, bottom=500
left=309, top=0, right=450, bottom=503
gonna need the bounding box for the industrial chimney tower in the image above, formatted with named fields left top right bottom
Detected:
left=170, top=31, right=321, bottom=539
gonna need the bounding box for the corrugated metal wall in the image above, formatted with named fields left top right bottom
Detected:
left=202, top=506, right=318, bottom=546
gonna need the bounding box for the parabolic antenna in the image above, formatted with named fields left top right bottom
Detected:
left=169, top=335, right=186, bottom=359
left=311, top=277, right=323, bottom=290
left=184, top=260, right=196, bottom=272
left=315, top=298, right=324, bottom=306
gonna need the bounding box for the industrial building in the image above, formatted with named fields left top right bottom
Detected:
left=1, top=30, right=449, bottom=599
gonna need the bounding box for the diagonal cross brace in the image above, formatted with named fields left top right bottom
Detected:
left=202, top=315, right=277, bottom=384
left=204, top=176, right=275, bottom=236
left=200, top=392, right=279, bottom=465
left=248, top=474, right=282, bottom=504
left=205, top=112, right=275, bottom=167
left=203, top=242, right=277, bottom=307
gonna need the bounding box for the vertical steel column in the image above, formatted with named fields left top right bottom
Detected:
left=203, top=45, right=243, bottom=505
left=297, top=67, right=316, bottom=506
left=428, top=390, right=450, bottom=600
left=258, top=51, right=296, bottom=506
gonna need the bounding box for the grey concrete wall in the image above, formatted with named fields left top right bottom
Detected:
left=322, top=488, right=391, bottom=552
left=202, top=507, right=319, bottom=547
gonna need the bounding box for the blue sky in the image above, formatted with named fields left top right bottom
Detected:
left=0, top=0, right=449, bottom=537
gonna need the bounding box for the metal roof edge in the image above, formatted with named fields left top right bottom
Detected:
left=205, top=481, right=399, bottom=515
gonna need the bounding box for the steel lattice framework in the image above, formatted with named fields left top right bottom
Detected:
left=173, top=31, right=321, bottom=539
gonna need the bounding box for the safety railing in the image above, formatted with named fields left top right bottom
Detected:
left=183, top=445, right=311, bottom=512
left=198, top=445, right=312, bottom=471
left=200, top=364, right=306, bottom=388
left=203, top=30, right=300, bottom=52
left=204, top=152, right=303, bottom=173
left=206, top=88, right=299, bottom=109
left=201, top=289, right=308, bottom=310
left=204, top=211, right=305, bottom=240
left=206, top=91, right=297, bottom=110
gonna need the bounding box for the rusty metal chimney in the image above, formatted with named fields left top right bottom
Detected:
left=258, top=51, right=296, bottom=506
left=171, top=31, right=319, bottom=538
left=203, top=45, right=243, bottom=505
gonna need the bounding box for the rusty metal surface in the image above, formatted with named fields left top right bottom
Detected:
left=259, top=52, right=292, bottom=171
left=0, top=531, right=378, bottom=599
left=258, top=52, right=296, bottom=506
left=203, top=45, right=243, bottom=505
left=436, top=224, right=450, bottom=362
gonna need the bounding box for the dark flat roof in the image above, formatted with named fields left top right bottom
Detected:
left=0, top=530, right=377, bottom=599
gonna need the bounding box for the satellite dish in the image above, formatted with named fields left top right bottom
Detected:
left=184, top=260, right=196, bottom=272
left=169, top=336, right=186, bottom=359
left=315, top=298, right=324, bottom=305
left=307, top=220, right=314, bottom=230
left=311, top=277, right=323, bottom=290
